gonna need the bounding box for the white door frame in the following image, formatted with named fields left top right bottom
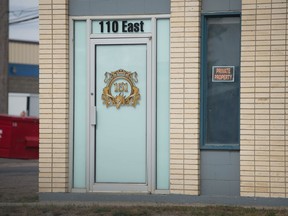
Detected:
left=88, top=37, right=155, bottom=193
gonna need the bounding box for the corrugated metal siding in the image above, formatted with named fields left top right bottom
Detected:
left=9, top=41, right=39, bottom=65
left=8, top=76, right=39, bottom=94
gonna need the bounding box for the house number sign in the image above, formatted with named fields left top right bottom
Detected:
left=93, top=20, right=151, bottom=34
left=99, top=20, right=145, bottom=33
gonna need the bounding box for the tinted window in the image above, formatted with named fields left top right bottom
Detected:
left=202, top=16, right=240, bottom=148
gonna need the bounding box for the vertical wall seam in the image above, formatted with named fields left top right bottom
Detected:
left=66, top=0, right=69, bottom=192
left=254, top=0, right=257, bottom=197
left=183, top=0, right=186, bottom=194
left=197, top=0, right=201, bottom=195
left=51, top=0, right=54, bottom=192
left=285, top=1, right=287, bottom=198
left=269, top=0, right=272, bottom=197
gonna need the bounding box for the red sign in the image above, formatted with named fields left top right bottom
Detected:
left=212, top=66, right=235, bottom=82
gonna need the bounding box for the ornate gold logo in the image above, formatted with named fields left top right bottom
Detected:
left=102, top=69, right=140, bottom=109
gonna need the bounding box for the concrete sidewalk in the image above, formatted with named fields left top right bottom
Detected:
left=38, top=193, right=288, bottom=208
left=1, top=158, right=288, bottom=209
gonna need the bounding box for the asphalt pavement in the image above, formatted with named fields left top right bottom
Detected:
left=0, top=158, right=38, bottom=202
left=1, top=158, right=288, bottom=208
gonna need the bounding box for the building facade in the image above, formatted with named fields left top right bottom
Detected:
left=39, top=0, right=288, bottom=198
left=8, top=40, right=39, bottom=116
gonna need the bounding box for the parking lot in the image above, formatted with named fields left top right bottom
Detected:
left=0, top=158, right=38, bottom=202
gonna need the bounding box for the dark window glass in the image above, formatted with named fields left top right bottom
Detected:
left=202, top=16, right=240, bottom=149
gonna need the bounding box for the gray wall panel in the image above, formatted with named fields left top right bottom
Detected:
left=200, top=151, right=240, bottom=196
left=201, top=180, right=240, bottom=196
left=229, top=0, right=241, bottom=11
left=202, top=0, right=241, bottom=12
left=69, top=0, right=170, bottom=16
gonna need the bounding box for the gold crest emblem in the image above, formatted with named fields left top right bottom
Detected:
left=102, top=69, right=140, bottom=109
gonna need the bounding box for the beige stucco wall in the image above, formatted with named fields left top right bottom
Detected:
left=240, top=0, right=288, bottom=198
left=39, top=0, right=69, bottom=192
left=170, top=0, right=201, bottom=195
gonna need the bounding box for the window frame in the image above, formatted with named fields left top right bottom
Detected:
left=200, top=13, right=241, bottom=150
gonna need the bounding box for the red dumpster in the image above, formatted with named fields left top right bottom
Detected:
left=0, top=115, right=39, bottom=159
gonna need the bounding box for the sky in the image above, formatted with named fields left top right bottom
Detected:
left=9, top=0, right=39, bottom=42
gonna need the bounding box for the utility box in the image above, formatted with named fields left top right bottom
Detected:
left=0, top=115, right=39, bottom=159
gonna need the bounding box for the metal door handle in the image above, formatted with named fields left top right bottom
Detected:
left=91, top=106, right=97, bottom=125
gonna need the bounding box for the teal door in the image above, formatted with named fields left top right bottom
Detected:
left=90, top=38, right=152, bottom=192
